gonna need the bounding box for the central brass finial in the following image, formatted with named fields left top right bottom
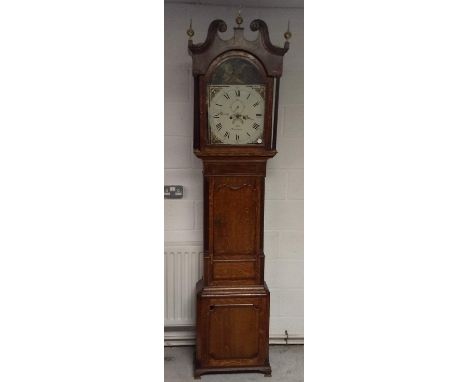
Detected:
left=235, top=7, right=243, bottom=26
left=284, top=20, right=292, bottom=40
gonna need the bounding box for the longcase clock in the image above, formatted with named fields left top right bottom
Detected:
left=187, top=15, right=290, bottom=378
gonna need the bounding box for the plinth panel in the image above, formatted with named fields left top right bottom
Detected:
left=208, top=303, right=260, bottom=360
left=195, top=284, right=270, bottom=372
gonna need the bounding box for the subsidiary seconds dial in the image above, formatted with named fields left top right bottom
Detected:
left=208, top=85, right=265, bottom=145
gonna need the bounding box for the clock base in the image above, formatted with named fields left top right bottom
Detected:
left=194, top=279, right=271, bottom=377
left=194, top=361, right=272, bottom=379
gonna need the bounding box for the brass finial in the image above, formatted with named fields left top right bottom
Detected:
left=284, top=20, right=292, bottom=40
left=187, top=19, right=194, bottom=39
left=235, top=7, right=243, bottom=26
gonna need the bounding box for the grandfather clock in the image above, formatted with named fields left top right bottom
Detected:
left=187, top=14, right=290, bottom=378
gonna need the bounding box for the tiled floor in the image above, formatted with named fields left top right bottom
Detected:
left=164, top=345, right=304, bottom=382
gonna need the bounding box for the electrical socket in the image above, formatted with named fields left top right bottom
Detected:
left=164, top=185, right=183, bottom=199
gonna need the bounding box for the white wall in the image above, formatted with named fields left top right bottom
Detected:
left=164, top=3, right=304, bottom=339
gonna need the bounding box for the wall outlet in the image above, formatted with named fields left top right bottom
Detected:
left=164, top=185, right=183, bottom=199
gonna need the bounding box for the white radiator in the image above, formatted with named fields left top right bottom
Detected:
left=164, top=243, right=304, bottom=346
left=164, top=243, right=203, bottom=327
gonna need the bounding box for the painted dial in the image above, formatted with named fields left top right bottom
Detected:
left=208, top=85, right=265, bottom=145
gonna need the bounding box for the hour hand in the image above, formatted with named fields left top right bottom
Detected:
left=212, top=111, right=228, bottom=117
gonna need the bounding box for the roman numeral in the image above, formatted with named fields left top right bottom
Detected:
left=246, top=132, right=251, bottom=136
left=224, top=93, right=230, bottom=100
left=213, top=113, right=220, bottom=118
left=252, top=101, right=259, bottom=107
left=256, top=113, right=262, bottom=117
left=216, top=123, right=222, bottom=131
left=235, top=134, right=240, bottom=142
left=235, top=90, right=240, bottom=97
left=252, top=123, right=260, bottom=130
left=224, top=131, right=230, bottom=138
left=246, top=93, right=251, bottom=99
left=216, top=103, right=222, bottom=107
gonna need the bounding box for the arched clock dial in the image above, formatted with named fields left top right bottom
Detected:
left=208, top=84, right=265, bottom=145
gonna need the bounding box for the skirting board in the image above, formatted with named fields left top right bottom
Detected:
left=164, top=328, right=304, bottom=346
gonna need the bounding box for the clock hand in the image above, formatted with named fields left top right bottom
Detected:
left=212, top=111, right=229, bottom=117
left=230, top=113, right=244, bottom=124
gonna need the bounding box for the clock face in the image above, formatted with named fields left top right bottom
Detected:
left=208, top=84, right=265, bottom=145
